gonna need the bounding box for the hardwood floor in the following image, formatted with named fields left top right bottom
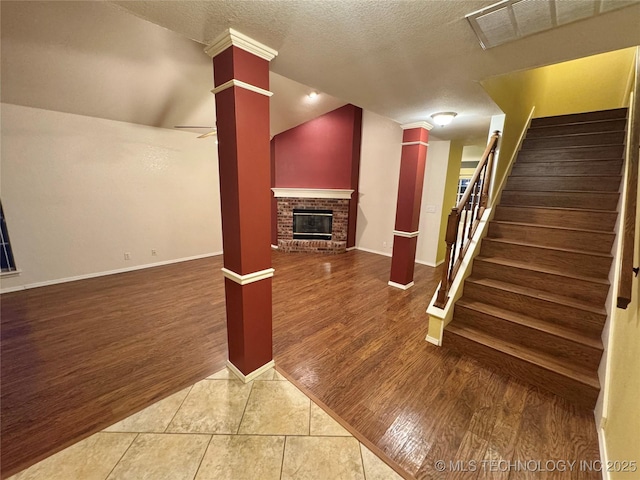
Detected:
left=1, top=251, right=600, bottom=479
left=271, top=251, right=600, bottom=479
left=0, top=259, right=229, bottom=478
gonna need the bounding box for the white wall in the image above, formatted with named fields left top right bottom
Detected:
left=416, top=140, right=451, bottom=266
left=0, top=103, right=222, bottom=292
left=355, top=110, right=402, bottom=256
left=356, top=109, right=452, bottom=266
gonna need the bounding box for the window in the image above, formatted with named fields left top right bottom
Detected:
left=1, top=202, right=17, bottom=272
left=456, top=178, right=470, bottom=205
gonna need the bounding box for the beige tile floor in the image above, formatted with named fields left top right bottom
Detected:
left=10, top=367, right=403, bottom=480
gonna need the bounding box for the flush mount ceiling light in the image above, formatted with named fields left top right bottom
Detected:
left=431, top=112, right=457, bottom=127
left=308, top=91, right=319, bottom=99
left=466, top=0, right=638, bottom=50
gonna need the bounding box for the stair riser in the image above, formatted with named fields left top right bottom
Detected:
left=511, top=160, right=622, bottom=176
left=499, top=191, right=619, bottom=211
left=494, top=206, right=617, bottom=231
left=481, top=241, right=612, bottom=278
left=526, top=119, right=627, bottom=138
left=443, top=331, right=599, bottom=409
left=472, top=260, right=609, bottom=306
left=464, top=282, right=605, bottom=337
left=506, top=176, right=621, bottom=192
left=517, top=145, right=624, bottom=162
left=488, top=223, right=614, bottom=254
left=453, top=305, right=602, bottom=371
left=530, top=108, right=627, bottom=128
left=522, top=131, right=625, bottom=150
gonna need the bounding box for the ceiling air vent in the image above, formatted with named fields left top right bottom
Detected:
left=467, top=0, right=639, bottom=49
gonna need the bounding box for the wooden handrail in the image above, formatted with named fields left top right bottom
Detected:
left=617, top=48, right=640, bottom=310
left=434, top=131, right=500, bottom=309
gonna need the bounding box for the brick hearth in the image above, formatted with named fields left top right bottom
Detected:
left=277, top=197, right=349, bottom=253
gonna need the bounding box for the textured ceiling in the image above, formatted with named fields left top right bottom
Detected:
left=0, top=1, right=346, bottom=137
left=2, top=1, right=639, bottom=143
left=114, top=0, right=640, bottom=142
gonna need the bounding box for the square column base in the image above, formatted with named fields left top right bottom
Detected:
left=226, top=359, right=275, bottom=383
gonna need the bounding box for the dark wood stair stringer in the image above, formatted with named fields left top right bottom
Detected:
left=444, top=107, right=627, bottom=410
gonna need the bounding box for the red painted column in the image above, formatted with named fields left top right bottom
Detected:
left=389, top=121, right=432, bottom=289
left=206, top=29, right=277, bottom=380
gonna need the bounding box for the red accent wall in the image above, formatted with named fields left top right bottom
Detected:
left=272, top=104, right=363, bottom=248
left=273, top=104, right=362, bottom=189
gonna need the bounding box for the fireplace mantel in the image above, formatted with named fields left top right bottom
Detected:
left=271, top=188, right=354, bottom=200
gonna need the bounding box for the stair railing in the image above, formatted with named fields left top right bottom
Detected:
left=434, top=131, right=500, bottom=309
left=617, top=48, right=639, bottom=309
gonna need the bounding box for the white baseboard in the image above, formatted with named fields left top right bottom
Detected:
left=226, top=359, right=275, bottom=383
left=271, top=244, right=278, bottom=249
left=597, top=426, right=610, bottom=480
left=0, top=251, right=223, bottom=294
left=355, top=246, right=392, bottom=257
left=345, top=246, right=356, bottom=252
left=354, top=247, right=443, bottom=268
left=415, top=259, right=444, bottom=268
left=388, top=280, right=414, bottom=290
left=426, top=335, right=442, bottom=346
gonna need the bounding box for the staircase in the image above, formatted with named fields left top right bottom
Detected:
left=444, top=108, right=628, bottom=409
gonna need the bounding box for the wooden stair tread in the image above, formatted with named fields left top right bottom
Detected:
left=498, top=204, right=616, bottom=214
left=516, top=159, right=623, bottom=165
left=484, top=237, right=613, bottom=258
left=525, top=130, right=625, bottom=140
left=522, top=143, right=625, bottom=150
left=509, top=174, right=621, bottom=178
left=528, top=118, right=626, bottom=131
left=513, top=159, right=622, bottom=165
left=490, top=220, right=616, bottom=237
left=474, top=256, right=610, bottom=286
left=456, top=298, right=603, bottom=350
left=445, top=323, right=600, bottom=389
left=464, top=277, right=606, bottom=317
left=530, top=108, right=627, bottom=127
left=502, top=188, right=619, bottom=194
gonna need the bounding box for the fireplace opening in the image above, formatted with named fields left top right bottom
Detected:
left=293, top=209, right=333, bottom=240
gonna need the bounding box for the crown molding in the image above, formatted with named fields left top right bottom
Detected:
left=401, top=121, right=434, bottom=131
left=205, top=28, right=278, bottom=61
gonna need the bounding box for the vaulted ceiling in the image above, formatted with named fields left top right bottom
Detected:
left=2, top=1, right=639, bottom=142
left=0, top=1, right=346, bottom=137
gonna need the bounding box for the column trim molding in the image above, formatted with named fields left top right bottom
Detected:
left=205, top=28, right=278, bottom=61
left=388, top=280, right=415, bottom=290
left=226, top=359, right=276, bottom=383
left=212, top=79, right=273, bottom=97
left=221, top=267, right=275, bottom=285
left=401, top=141, right=429, bottom=147
left=393, top=230, right=420, bottom=238
left=401, top=121, right=434, bottom=131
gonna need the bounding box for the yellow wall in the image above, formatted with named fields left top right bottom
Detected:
left=482, top=47, right=637, bottom=192
left=605, top=50, right=639, bottom=477
left=534, top=48, right=636, bottom=118
left=436, top=141, right=463, bottom=262
left=605, top=175, right=640, bottom=477
left=482, top=67, right=545, bottom=193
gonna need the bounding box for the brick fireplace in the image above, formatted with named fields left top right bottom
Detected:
left=273, top=189, right=353, bottom=253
